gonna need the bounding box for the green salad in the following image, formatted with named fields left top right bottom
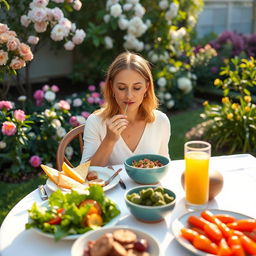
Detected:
left=26, top=185, right=120, bottom=240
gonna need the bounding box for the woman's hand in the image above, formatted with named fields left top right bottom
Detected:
left=105, top=114, right=128, bottom=142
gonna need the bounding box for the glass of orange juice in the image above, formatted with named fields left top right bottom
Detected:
left=184, top=141, right=211, bottom=211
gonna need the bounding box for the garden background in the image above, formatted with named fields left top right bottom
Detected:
left=0, top=0, right=256, bottom=225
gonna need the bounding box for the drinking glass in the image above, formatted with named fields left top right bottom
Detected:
left=184, top=141, right=211, bottom=211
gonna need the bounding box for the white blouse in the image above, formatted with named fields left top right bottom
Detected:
left=80, top=110, right=171, bottom=166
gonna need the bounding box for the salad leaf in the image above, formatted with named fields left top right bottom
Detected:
left=26, top=185, right=120, bottom=240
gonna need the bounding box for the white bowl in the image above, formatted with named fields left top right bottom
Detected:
left=71, top=225, right=161, bottom=256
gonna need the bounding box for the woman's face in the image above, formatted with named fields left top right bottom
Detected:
left=112, top=69, right=148, bottom=114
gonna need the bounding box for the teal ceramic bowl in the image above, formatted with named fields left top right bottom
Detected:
left=124, top=154, right=170, bottom=184
left=124, top=185, right=176, bottom=223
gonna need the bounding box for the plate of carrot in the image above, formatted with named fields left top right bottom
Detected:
left=172, top=209, right=256, bottom=255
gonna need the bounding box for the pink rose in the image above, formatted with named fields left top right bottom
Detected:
left=33, top=89, right=44, bottom=100
left=6, top=38, right=20, bottom=51
left=10, top=57, right=26, bottom=70
left=0, top=23, right=9, bottom=34
left=99, top=81, right=105, bottom=88
left=14, top=110, right=26, bottom=122
left=0, top=100, right=13, bottom=110
left=81, top=111, right=90, bottom=119
left=1, top=121, right=17, bottom=136
left=29, top=155, right=41, bottom=168
left=59, top=100, right=70, bottom=111
left=0, top=50, right=8, bottom=65
left=91, top=92, right=100, bottom=98
left=51, top=85, right=59, bottom=92
left=19, top=43, right=31, bottom=57
left=73, top=0, right=82, bottom=11
left=27, top=36, right=39, bottom=45
left=87, top=97, right=94, bottom=104
left=69, top=116, right=79, bottom=127
left=34, top=21, right=48, bottom=33
left=42, top=84, right=49, bottom=91
left=88, top=85, right=96, bottom=92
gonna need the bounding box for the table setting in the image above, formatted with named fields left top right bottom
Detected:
left=1, top=150, right=256, bottom=256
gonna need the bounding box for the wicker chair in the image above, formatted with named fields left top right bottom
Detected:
left=56, top=124, right=85, bottom=171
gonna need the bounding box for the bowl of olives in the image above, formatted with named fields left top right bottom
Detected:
left=124, top=154, right=170, bottom=184
left=124, top=185, right=176, bottom=222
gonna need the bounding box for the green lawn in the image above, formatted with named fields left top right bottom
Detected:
left=0, top=108, right=203, bottom=226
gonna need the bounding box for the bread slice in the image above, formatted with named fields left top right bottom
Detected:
left=73, top=161, right=91, bottom=180
left=62, top=162, right=85, bottom=184
left=40, top=164, right=59, bottom=185
left=58, top=172, right=85, bottom=190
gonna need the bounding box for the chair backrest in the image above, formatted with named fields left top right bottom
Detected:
left=56, top=124, right=85, bottom=171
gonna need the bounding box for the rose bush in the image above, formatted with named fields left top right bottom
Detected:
left=0, top=81, right=103, bottom=181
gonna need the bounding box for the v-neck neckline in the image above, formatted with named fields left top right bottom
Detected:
left=120, top=122, right=148, bottom=153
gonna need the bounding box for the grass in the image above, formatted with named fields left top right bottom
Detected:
left=0, top=107, right=203, bottom=226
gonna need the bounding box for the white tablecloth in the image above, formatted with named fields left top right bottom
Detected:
left=1, top=154, right=256, bottom=256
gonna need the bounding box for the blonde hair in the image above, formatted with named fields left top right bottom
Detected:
left=100, top=51, right=158, bottom=122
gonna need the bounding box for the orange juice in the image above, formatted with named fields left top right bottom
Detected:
left=185, top=151, right=209, bottom=205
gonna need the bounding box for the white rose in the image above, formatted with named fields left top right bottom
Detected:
left=53, top=103, right=60, bottom=109
left=56, top=127, right=66, bottom=138
left=51, top=7, right=64, bottom=21
left=110, top=4, right=122, bottom=18
left=72, top=93, right=78, bottom=97
left=104, top=36, right=113, bottom=49
left=64, top=41, right=75, bottom=51
left=123, top=3, right=132, bottom=11
left=44, top=91, right=56, bottom=101
left=28, top=7, right=48, bottom=23
left=28, top=132, right=36, bottom=138
left=73, top=0, right=82, bottom=11
left=73, top=98, right=82, bottom=107
left=27, top=36, right=39, bottom=45
left=169, top=66, right=177, bottom=73
left=44, top=109, right=56, bottom=117
left=51, top=119, right=61, bottom=128
left=72, top=29, right=86, bottom=45
left=20, top=15, right=31, bottom=27
left=126, top=0, right=139, bottom=4
left=76, top=115, right=86, bottom=124
left=159, top=0, right=168, bottom=10
left=128, top=17, right=147, bottom=37
left=188, top=16, right=196, bottom=27
left=167, top=100, right=175, bottom=109
left=150, top=54, right=158, bottom=63
left=165, top=93, right=172, bottom=100
left=157, top=92, right=164, bottom=100
left=157, top=77, right=167, bottom=87
left=177, top=27, right=186, bottom=39
left=18, top=95, right=27, bottom=101
left=65, top=146, right=73, bottom=159
left=169, top=2, right=179, bottom=18
left=177, top=77, right=192, bottom=94
left=0, top=141, right=6, bottom=149
left=103, top=14, right=110, bottom=23
left=51, top=24, right=66, bottom=41
left=118, top=18, right=129, bottom=30
left=134, top=4, right=145, bottom=18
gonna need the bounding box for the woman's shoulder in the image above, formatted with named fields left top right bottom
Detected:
left=153, top=109, right=169, bottom=123
left=86, top=112, right=104, bottom=124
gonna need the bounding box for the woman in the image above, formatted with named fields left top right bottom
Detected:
left=81, top=51, right=171, bottom=166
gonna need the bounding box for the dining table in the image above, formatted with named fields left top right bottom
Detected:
left=1, top=153, right=256, bottom=256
